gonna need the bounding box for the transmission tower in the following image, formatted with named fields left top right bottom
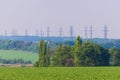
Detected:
left=70, top=26, right=73, bottom=39
left=12, top=29, right=17, bottom=36
left=36, top=29, right=39, bottom=36
left=47, top=26, right=50, bottom=38
left=59, top=27, right=62, bottom=37
left=11, top=29, right=14, bottom=36
left=15, top=30, right=18, bottom=40
left=85, top=26, right=88, bottom=39
left=90, top=25, right=93, bottom=39
left=25, top=29, right=28, bottom=41
left=25, top=29, right=28, bottom=36
left=11, top=29, right=17, bottom=40
left=40, top=30, right=44, bottom=38
left=15, top=30, right=17, bottom=36
left=4, top=30, right=7, bottom=36
left=104, top=25, right=108, bottom=39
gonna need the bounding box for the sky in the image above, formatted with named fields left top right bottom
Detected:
left=0, top=0, right=120, bottom=39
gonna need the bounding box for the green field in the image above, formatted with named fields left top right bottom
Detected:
left=0, top=50, right=38, bottom=63
left=0, top=67, right=120, bottom=80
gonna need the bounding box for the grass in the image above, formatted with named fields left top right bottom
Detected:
left=0, top=67, right=120, bottom=80
left=0, top=50, right=38, bottom=63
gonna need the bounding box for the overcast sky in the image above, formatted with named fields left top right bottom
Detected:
left=0, top=0, right=120, bottom=38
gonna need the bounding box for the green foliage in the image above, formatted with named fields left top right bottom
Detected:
left=38, top=40, right=50, bottom=67
left=50, top=36, right=110, bottom=67
left=0, top=67, right=120, bottom=80
left=81, top=42, right=110, bottom=66
left=72, top=36, right=110, bottom=66
left=81, top=41, right=95, bottom=66
left=75, top=36, right=82, bottom=47
left=0, top=40, right=38, bottom=53
left=74, top=36, right=82, bottom=66
left=109, top=47, right=120, bottom=66
left=51, top=44, right=72, bottom=66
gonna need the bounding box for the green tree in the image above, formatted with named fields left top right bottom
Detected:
left=51, top=44, right=72, bottom=66
left=94, top=44, right=110, bottom=66
left=99, top=47, right=110, bottom=66
left=81, top=41, right=95, bottom=66
left=38, top=40, right=50, bottom=67
left=109, top=47, right=120, bottom=66
left=45, top=45, right=50, bottom=66
left=80, top=41, right=110, bottom=66
left=74, top=36, right=82, bottom=66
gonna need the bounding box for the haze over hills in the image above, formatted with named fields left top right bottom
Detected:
left=0, top=35, right=118, bottom=44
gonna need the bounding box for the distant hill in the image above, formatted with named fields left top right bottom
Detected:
left=0, top=35, right=118, bottom=42
left=0, top=36, right=76, bottom=42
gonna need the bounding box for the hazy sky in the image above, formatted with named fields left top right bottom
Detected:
left=0, top=0, right=120, bottom=38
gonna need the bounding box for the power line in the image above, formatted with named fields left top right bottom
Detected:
left=25, top=29, right=28, bottom=36
left=70, top=26, right=73, bottom=38
left=104, top=25, right=108, bottom=39
left=25, top=29, right=28, bottom=41
left=90, top=25, right=93, bottom=39
left=40, top=30, right=44, bottom=38
left=36, top=29, right=39, bottom=36
left=4, top=30, right=7, bottom=36
left=59, top=27, right=62, bottom=37
left=15, top=30, right=17, bottom=36
left=11, top=29, right=17, bottom=36
left=47, top=26, right=50, bottom=38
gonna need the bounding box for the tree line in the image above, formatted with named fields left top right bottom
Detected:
left=35, top=36, right=120, bottom=67
left=1, top=39, right=120, bottom=53
left=0, top=40, right=38, bottom=53
left=0, top=58, right=32, bottom=64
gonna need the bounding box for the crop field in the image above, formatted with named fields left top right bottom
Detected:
left=0, top=50, right=38, bottom=63
left=0, top=67, right=120, bottom=80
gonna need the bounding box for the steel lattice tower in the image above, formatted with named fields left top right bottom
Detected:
left=85, top=26, right=88, bottom=39
left=40, top=30, right=44, bottom=38
left=25, top=29, right=28, bottom=41
left=4, top=30, right=7, bottom=36
left=36, top=29, right=39, bottom=36
left=59, top=27, right=62, bottom=37
left=104, top=25, right=108, bottom=39
left=70, top=26, right=73, bottom=39
left=90, top=25, right=93, bottom=39
left=47, top=26, right=50, bottom=38
left=12, top=29, right=17, bottom=36
left=25, top=29, right=28, bottom=36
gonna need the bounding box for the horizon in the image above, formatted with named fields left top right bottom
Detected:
left=0, top=34, right=119, bottom=40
